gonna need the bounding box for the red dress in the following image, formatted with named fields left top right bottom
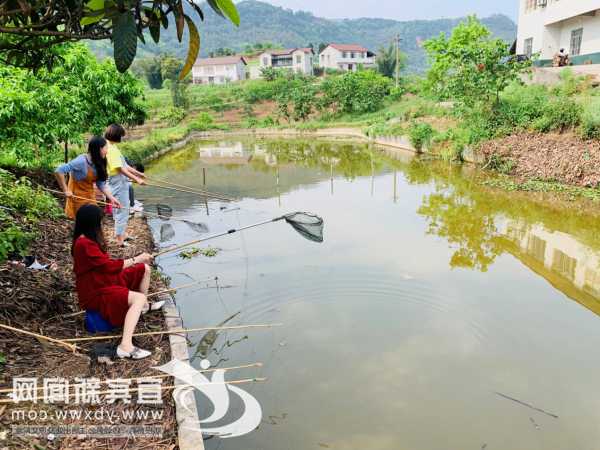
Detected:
left=73, top=236, right=146, bottom=327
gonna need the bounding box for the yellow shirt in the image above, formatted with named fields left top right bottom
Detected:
left=106, top=142, right=124, bottom=177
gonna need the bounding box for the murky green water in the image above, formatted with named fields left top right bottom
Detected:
left=141, top=139, right=600, bottom=450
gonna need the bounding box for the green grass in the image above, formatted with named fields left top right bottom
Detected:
left=484, top=177, right=600, bottom=202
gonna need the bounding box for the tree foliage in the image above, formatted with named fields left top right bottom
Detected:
left=0, top=43, right=146, bottom=166
left=0, top=0, right=239, bottom=76
left=321, top=70, right=392, bottom=114
left=423, top=16, right=529, bottom=108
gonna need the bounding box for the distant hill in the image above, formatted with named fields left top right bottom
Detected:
left=90, top=0, right=517, bottom=72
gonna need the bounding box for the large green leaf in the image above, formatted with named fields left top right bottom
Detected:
left=112, top=11, right=137, bottom=72
left=149, top=20, right=160, bottom=44
left=179, top=15, right=200, bottom=81
left=81, top=0, right=105, bottom=26
left=175, top=1, right=185, bottom=42
left=216, top=0, right=240, bottom=26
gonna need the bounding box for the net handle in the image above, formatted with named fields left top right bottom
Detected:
left=154, top=215, right=287, bottom=257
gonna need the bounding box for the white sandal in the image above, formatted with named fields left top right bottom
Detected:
left=142, top=300, right=166, bottom=314
left=116, top=346, right=151, bottom=360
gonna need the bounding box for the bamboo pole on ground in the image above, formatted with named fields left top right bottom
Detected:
left=0, top=324, right=77, bottom=352
left=63, top=323, right=283, bottom=343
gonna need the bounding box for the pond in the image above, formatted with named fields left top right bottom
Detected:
left=140, top=138, right=600, bottom=450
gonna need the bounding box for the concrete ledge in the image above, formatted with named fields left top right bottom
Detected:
left=157, top=292, right=205, bottom=450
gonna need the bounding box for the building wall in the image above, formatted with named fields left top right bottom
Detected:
left=192, top=62, right=246, bottom=84
left=318, top=47, right=374, bottom=71
left=258, top=51, right=313, bottom=76
left=517, top=0, right=600, bottom=61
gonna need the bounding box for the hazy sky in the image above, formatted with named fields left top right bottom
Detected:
left=257, top=0, right=519, bottom=21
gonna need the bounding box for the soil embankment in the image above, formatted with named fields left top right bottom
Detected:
left=479, top=132, right=600, bottom=187
left=0, top=178, right=177, bottom=449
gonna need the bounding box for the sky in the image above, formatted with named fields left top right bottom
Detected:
left=254, top=0, right=519, bottom=21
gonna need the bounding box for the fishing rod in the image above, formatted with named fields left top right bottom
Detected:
left=44, top=188, right=208, bottom=230
left=144, top=180, right=234, bottom=202
left=144, top=176, right=235, bottom=202
left=154, top=212, right=324, bottom=257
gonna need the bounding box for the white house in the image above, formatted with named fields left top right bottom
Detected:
left=319, top=44, right=376, bottom=71
left=517, top=0, right=600, bottom=66
left=192, top=55, right=247, bottom=84
left=258, top=48, right=314, bottom=76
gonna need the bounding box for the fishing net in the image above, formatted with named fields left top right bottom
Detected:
left=284, top=212, right=324, bottom=243
left=185, top=221, right=209, bottom=234
left=156, top=204, right=173, bottom=219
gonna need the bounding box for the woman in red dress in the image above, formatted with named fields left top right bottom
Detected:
left=72, top=204, right=164, bottom=359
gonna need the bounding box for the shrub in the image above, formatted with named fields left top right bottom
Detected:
left=532, top=97, right=582, bottom=132
left=158, top=107, right=186, bottom=126
left=408, top=122, right=434, bottom=151
left=0, top=169, right=61, bottom=262
left=187, top=112, right=216, bottom=132
left=321, top=70, right=391, bottom=114
left=580, top=100, right=600, bottom=139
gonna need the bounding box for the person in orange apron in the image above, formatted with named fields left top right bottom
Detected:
left=54, top=136, right=121, bottom=219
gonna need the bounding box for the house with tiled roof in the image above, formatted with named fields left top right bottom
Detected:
left=258, top=48, right=314, bottom=76
left=319, top=44, right=376, bottom=71
left=192, top=55, right=247, bottom=84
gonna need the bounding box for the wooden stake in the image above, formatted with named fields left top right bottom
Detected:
left=0, top=324, right=77, bottom=353
left=63, top=323, right=283, bottom=343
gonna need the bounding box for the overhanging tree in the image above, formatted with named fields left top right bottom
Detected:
left=0, top=0, right=240, bottom=78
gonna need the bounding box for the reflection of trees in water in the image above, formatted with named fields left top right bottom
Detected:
left=418, top=190, right=503, bottom=272
left=261, top=139, right=387, bottom=179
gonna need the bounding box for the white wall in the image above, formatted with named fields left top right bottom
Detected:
left=192, top=62, right=246, bottom=84
left=517, top=0, right=600, bottom=59
left=318, top=46, right=374, bottom=71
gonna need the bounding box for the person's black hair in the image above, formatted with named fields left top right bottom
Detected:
left=134, top=162, right=145, bottom=173
left=104, top=123, right=126, bottom=143
left=72, top=204, right=106, bottom=255
left=88, top=136, right=108, bottom=182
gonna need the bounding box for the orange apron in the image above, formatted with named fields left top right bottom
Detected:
left=64, top=166, right=97, bottom=219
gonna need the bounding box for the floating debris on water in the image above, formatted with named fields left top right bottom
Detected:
left=179, top=246, right=222, bottom=259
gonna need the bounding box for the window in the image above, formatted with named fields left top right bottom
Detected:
left=343, top=52, right=348, bottom=58
left=296, top=55, right=302, bottom=64
left=350, top=52, right=355, bottom=58
left=570, top=28, right=583, bottom=56
left=524, top=38, right=533, bottom=58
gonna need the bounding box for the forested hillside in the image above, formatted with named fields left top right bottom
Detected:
left=90, top=0, right=516, bottom=72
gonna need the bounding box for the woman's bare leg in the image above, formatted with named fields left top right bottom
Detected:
left=139, top=264, right=151, bottom=295
left=119, top=292, right=147, bottom=353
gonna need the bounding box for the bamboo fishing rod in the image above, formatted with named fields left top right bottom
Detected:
left=0, top=362, right=263, bottom=394
left=144, top=181, right=234, bottom=202
left=0, top=378, right=268, bottom=404
left=63, top=323, right=283, bottom=343
left=44, top=188, right=204, bottom=226
left=145, top=176, right=235, bottom=202
left=0, top=324, right=78, bottom=353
